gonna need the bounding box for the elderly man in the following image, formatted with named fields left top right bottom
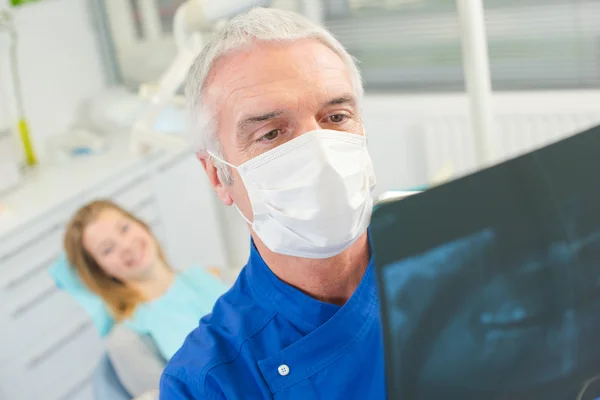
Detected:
left=160, top=7, right=384, bottom=399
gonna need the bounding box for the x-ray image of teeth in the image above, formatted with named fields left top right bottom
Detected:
left=371, top=124, right=600, bottom=400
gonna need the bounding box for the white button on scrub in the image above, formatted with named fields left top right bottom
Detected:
left=278, top=364, right=290, bottom=376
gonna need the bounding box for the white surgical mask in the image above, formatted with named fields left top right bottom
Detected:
left=209, top=129, right=376, bottom=259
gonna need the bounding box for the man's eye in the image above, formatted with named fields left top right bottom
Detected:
left=102, top=247, right=114, bottom=256
left=328, top=114, right=347, bottom=124
left=261, top=129, right=281, bottom=142
left=121, top=224, right=129, bottom=233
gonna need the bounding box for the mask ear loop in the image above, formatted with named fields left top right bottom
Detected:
left=207, top=150, right=237, bottom=169
left=233, top=204, right=252, bottom=225
left=207, top=151, right=253, bottom=225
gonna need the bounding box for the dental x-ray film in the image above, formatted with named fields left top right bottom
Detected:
left=371, top=124, right=600, bottom=400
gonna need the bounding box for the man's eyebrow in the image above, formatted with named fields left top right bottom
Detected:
left=237, top=110, right=284, bottom=134
left=235, top=95, right=357, bottom=136
left=324, top=95, right=357, bottom=108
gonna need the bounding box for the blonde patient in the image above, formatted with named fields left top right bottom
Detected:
left=65, top=200, right=173, bottom=320
left=59, top=200, right=226, bottom=397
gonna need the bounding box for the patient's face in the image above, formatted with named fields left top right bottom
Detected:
left=83, top=208, right=159, bottom=282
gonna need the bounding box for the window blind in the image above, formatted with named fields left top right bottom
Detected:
left=322, top=0, right=600, bottom=91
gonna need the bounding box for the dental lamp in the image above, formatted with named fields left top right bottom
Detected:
left=130, top=0, right=272, bottom=155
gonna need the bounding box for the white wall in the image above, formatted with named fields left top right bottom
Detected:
left=0, top=0, right=106, bottom=161
left=363, top=90, right=600, bottom=195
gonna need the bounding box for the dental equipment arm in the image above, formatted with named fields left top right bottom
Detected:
left=0, top=9, right=37, bottom=166
left=130, top=0, right=272, bottom=155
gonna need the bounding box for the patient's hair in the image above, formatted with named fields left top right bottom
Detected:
left=64, top=199, right=169, bottom=321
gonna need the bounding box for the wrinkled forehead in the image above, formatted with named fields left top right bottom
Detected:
left=203, top=39, right=356, bottom=125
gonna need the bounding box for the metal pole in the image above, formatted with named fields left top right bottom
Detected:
left=138, top=0, right=163, bottom=40
left=456, top=0, right=494, bottom=167
left=300, top=0, right=325, bottom=24
left=104, top=0, right=138, bottom=44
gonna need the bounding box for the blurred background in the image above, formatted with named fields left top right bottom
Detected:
left=0, top=0, right=599, bottom=399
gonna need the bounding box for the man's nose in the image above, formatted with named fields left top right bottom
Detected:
left=298, top=119, right=322, bottom=135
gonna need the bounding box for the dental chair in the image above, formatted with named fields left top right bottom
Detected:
left=93, top=355, right=131, bottom=400
left=50, top=255, right=165, bottom=400
left=93, top=324, right=165, bottom=400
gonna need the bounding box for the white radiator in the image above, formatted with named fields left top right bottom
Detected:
left=423, top=112, right=600, bottom=183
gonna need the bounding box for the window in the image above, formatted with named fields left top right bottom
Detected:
left=99, top=0, right=187, bottom=89
left=322, top=0, right=600, bottom=91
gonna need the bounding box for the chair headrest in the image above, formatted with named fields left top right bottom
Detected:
left=49, top=253, right=114, bottom=337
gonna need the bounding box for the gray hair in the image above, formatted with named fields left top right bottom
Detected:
left=186, top=6, right=363, bottom=184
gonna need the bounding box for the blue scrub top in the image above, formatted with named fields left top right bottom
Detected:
left=160, top=241, right=386, bottom=399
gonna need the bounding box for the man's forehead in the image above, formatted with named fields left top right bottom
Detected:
left=204, top=40, right=353, bottom=114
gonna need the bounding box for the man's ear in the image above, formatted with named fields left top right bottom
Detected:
left=198, top=154, right=234, bottom=206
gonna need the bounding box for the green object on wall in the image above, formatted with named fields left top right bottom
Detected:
left=10, top=0, right=40, bottom=7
